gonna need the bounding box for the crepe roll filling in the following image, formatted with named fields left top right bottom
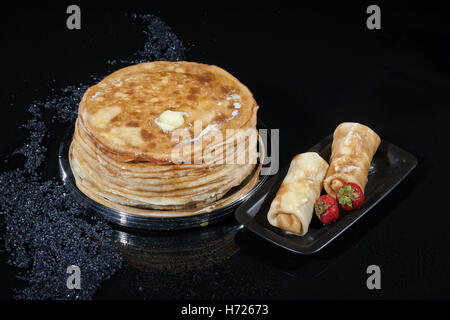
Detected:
left=275, top=213, right=302, bottom=234
left=324, top=122, right=381, bottom=198
left=267, top=152, right=329, bottom=236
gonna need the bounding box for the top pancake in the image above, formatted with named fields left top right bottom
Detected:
left=79, top=61, right=259, bottom=163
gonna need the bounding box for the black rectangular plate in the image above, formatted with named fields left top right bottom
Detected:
left=235, top=136, right=418, bottom=254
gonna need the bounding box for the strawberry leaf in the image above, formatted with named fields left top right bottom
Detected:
left=315, top=200, right=330, bottom=216
left=338, top=195, right=353, bottom=207
left=338, top=185, right=357, bottom=207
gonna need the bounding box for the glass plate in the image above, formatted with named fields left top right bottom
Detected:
left=58, top=121, right=270, bottom=231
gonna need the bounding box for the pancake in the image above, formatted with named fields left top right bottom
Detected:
left=79, top=61, right=258, bottom=163
left=70, top=61, right=259, bottom=210
left=70, top=124, right=256, bottom=207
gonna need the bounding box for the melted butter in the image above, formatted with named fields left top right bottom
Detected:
left=155, top=110, right=187, bottom=132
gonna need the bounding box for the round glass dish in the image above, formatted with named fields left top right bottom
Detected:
left=58, top=121, right=270, bottom=231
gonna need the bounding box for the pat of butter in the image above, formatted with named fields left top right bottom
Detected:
left=154, top=110, right=187, bottom=132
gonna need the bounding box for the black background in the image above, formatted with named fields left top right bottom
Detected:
left=1, top=1, right=450, bottom=299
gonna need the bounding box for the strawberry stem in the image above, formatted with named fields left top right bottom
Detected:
left=315, top=200, right=330, bottom=216
left=338, top=185, right=360, bottom=207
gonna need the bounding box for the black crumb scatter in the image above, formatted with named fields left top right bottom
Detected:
left=0, top=84, right=122, bottom=300
left=109, top=14, right=186, bottom=66
left=0, top=14, right=186, bottom=300
left=139, top=14, right=186, bottom=62
left=0, top=172, right=122, bottom=300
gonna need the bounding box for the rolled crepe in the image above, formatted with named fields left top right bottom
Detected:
left=324, top=122, right=381, bottom=198
left=267, top=152, right=329, bottom=235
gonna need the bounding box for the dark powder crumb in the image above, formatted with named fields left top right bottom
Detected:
left=108, top=13, right=186, bottom=67
left=0, top=14, right=186, bottom=300
left=138, top=14, right=186, bottom=62
left=0, top=172, right=122, bottom=300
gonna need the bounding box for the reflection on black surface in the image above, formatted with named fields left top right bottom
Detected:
left=112, top=160, right=421, bottom=280
left=112, top=218, right=242, bottom=273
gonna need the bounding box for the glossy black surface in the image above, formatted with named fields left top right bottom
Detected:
left=1, top=2, right=450, bottom=299
left=236, top=136, right=417, bottom=254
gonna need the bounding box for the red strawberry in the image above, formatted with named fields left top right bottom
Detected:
left=315, top=195, right=340, bottom=224
left=337, top=182, right=364, bottom=211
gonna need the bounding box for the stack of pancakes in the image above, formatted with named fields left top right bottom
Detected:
left=69, top=61, right=259, bottom=210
